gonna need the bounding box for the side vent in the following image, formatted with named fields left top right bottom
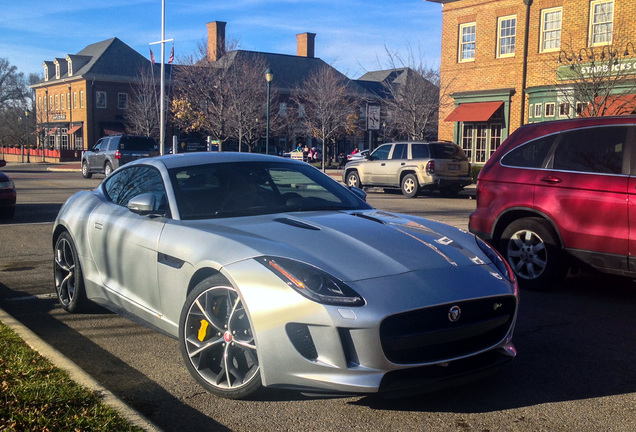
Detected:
left=286, top=323, right=318, bottom=360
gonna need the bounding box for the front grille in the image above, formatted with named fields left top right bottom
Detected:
left=380, top=296, right=516, bottom=364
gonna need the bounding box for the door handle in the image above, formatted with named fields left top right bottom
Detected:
left=381, top=163, right=386, bottom=166
left=539, top=176, right=563, bottom=184
left=94, top=222, right=103, bottom=230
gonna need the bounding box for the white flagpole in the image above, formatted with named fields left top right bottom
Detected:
left=150, top=0, right=173, bottom=155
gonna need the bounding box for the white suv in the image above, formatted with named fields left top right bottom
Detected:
left=343, top=141, right=472, bottom=197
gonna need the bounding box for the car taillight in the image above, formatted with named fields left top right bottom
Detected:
left=115, top=150, right=121, bottom=159
left=426, top=160, right=435, bottom=175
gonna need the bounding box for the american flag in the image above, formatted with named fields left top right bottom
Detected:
left=150, top=48, right=155, bottom=64
left=168, top=45, right=174, bottom=64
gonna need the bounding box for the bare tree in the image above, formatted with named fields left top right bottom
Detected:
left=293, top=66, right=357, bottom=170
left=0, top=58, right=27, bottom=110
left=125, top=66, right=160, bottom=138
left=555, top=28, right=636, bottom=116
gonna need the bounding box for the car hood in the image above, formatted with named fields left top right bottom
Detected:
left=176, top=210, right=489, bottom=282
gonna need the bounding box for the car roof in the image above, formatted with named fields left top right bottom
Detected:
left=133, top=151, right=306, bottom=170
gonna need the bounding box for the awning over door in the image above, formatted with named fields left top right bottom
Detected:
left=67, top=125, right=82, bottom=135
left=445, top=101, right=504, bottom=122
left=47, top=127, right=58, bottom=135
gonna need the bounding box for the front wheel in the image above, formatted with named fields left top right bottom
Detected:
left=499, top=217, right=566, bottom=289
left=54, top=231, right=88, bottom=312
left=346, top=171, right=361, bottom=189
left=179, top=275, right=261, bottom=399
left=401, top=174, right=419, bottom=198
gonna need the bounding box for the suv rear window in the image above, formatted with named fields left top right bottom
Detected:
left=429, top=143, right=467, bottom=160
left=552, top=126, right=627, bottom=174
left=119, top=136, right=158, bottom=151
left=411, top=143, right=430, bottom=159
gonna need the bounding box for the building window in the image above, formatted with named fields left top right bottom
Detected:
left=590, top=0, right=613, bottom=46
left=73, top=92, right=78, bottom=109
left=534, top=103, right=543, bottom=118
left=497, top=16, right=516, bottom=58
left=38, top=96, right=42, bottom=111
left=475, top=125, right=488, bottom=163
left=298, top=104, right=305, bottom=118
left=80, top=91, right=85, bottom=108
left=61, top=94, right=65, bottom=111
left=117, top=93, right=128, bottom=110
left=279, top=102, right=287, bottom=116
left=67, top=92, right=71, bottom=110
left=68, top=60, right=73, bottom=77
left=49, top=95, right=53, bottom=110
left=490, top=124, right=502, bottom=158
left=96, top=91, right=106, bottom=109
left=459, top=23, right=476, bottom=62
left=461, top=124, right=474, bottom=161
left=55, top=63, right=60, bottom=79
left=545, top=102, right=555, bottom=117
left=540, top=8, right=562, bottom=52
left=576, top=101, right=588, bottom=116
left=559, top=102, right=570, bottom=117
left=60, top=128, right=69, bottom=150
left=55, top=95, right=59, bottom=110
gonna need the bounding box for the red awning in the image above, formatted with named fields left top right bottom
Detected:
left=103, top=128, right=123, bottom=136
left=67, top=125, right=82, bottom=135
left=445, top=101, right=504, bottom=122
left=47, top=127, right=58, bottom=135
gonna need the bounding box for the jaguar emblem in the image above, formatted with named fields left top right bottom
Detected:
left=448, top=305, right=461, bottom=322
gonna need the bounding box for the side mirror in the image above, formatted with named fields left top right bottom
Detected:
left=128, top=193, right=159, bottom=216
left=348, top=186, right=367, bottom=202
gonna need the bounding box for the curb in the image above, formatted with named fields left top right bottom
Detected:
left=0, top=306, right=162, bottom=432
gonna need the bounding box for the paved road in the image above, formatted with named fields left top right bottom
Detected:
left=1, top=163, right=635, bottom=432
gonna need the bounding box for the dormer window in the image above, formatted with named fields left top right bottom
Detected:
left=55, top=62, right=60, bottom=79
left=44, top=65, right=49, bottom=81
left=68, top=60, right=73, bottom=76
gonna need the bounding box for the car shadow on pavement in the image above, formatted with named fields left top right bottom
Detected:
left=354, top=272, right=636, bottom=413
left=0, top=203, right=62, bottom=224
left=0, top=286, right=232, bottom=432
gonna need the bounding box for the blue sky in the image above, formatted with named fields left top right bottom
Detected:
left=1, top=0, right=443, bottom=79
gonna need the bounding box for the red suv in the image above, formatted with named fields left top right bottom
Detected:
left=469, top=116, right=636, bottom=288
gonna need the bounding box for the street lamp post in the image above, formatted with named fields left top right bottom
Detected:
left=24, top=110, right=30, bottom=163
left=265, top=68, right=273, bottom=155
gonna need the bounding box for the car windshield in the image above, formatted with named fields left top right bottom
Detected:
left=169, top=161, right=371, bottom=220
left=429, top=143, right=467, bottom=160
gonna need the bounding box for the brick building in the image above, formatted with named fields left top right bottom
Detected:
left=429, top=0, right=636, bottom=165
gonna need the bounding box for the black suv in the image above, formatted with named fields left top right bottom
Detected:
left=82, top=135, right=159, bottom=178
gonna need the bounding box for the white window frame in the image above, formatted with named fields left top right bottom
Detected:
left=117, top=93, right=128, bottom=110
left=55, top=62, right=60, bottom=79
left=96, top=91, right=107, bottom=109
left=497, top=16, right=516, bottom=58
left=589, top=0, right=613, bottom=47
left=559, top=102, right=570, bottom=117
left=80, top=91, right=85, bottom=109
left=528, top=104, right=534, bottom=119
left=540, top=7, right=562, bottom=53
left=459, top=22, right=476, bottom=63
left=279, top=102, right=287, bottom=116
left=534, top=103, right=543, bottom=118
left=545, top=102, right=556, bottom=117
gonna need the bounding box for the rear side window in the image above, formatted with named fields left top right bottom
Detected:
left=411, top=143, right=430, bottom=159
left=119, top=136, right=158, bottom=151
left=552, top=126, right=628, bottom=174
left=391, top=143, right=408, bottom=159
left=429, top=143, right=467, bottom=160
left=501, top=135, right=556, bottom=168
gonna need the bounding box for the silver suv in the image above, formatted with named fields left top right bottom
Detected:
left=343, top=141, right=472, bottom=197
left=82, top=135, right=159, bottom=178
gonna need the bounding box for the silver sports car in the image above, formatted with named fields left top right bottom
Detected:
left=53, top=152, right=518, bottom=399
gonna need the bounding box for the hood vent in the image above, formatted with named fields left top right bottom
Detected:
left=274, top=217, right=321, bottom=231
left=351, top=213, right=387, bottom=225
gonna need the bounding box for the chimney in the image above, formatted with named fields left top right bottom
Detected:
left=296, top=32, right=316, bottom=58
left=207, top=21, right=226, bottom=62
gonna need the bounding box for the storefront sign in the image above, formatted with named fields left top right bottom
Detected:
left=558, top=58, right=636, bottom=81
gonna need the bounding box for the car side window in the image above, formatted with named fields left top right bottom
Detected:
left=369, top=144, right=391, bottom=161
left=501, top=135, right=556, bottom=168
left=411, top=143, right=430, bottom=159
left=106, top=137, right=119, bottom=151
left=552, top=126, right=628, bottom=174
left=93, top=139, right=104, bottom=151
left=391, top=144, right=408, bottom=160
left=104, top=165, right=168, bottom=214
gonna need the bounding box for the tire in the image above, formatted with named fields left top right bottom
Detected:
left=499, top=217, right=567, bottom=289
left=81, top=161, right=92, bottom=178
left=401, top=173, right=419, bottom=198
left=346, top=171, right=361, bottom=188
left=179, top=275, right=261, bottom=399
left=54, top=231, right=88, bottom=312
left=104, top=162, right=113, bottom=177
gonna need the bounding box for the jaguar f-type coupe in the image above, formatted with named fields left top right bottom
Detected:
left=53, top=152, right=518, bottom=399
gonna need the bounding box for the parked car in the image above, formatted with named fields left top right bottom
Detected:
left=81, top=135, right=159, bottom=178
left=469, top=115, right=636, bottom=289
left=54, top=152, right=518, bottom=399
left=347, top=149, right=369, bottom=162
left=343, top=141, right=472, bottom=197
left=0, top=160, right=16, bottom=218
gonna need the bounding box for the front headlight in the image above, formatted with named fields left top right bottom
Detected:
left=0, top=180, right=14, bottom=189
left=475, top=237, right=516, bottom=284
left=257, top=256, right=365, bottom=306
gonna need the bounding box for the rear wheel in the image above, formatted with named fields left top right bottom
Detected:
left=401, top=174, right=419, bottom=198
left=179, top=275, right=261, bottom=399
left=54, top=231, right=88, bottom=312
left=499, top=217, right=566, bottom=289
left=104, top=162, right=113, bottom=177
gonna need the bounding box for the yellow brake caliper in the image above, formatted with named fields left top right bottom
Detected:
left=198, top=319, right=210, bottom=342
